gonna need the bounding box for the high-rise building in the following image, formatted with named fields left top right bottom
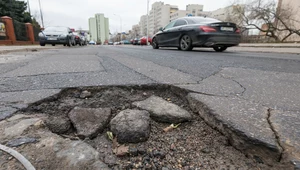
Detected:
left=88, top=18, right=97, bottom=42
left=89, top=13, right=109, bottom=44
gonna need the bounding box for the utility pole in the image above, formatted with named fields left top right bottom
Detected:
left=38, top=0, right=44, bottom=28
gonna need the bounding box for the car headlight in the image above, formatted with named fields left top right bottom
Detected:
left=60, top=34, right=67, bottom=38
left=38, top=32, right=44, bottom=37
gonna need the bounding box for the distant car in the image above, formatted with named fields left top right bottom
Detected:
left=73, top=32, right=84, bottom=46
left=123, top=40, right=130, bottom=44
left=88, top=40, right=96, bottom=45
left=140, top=36, right=152, bottom=45
left=38, top=26, right=75, bottom=47
left=130, top=39, right=134, bottom=44
left=133, top=38, right=139, bottom=45
left=108, top=41, right=114, bottom=45
left=151, top=17, right=241, bottom=52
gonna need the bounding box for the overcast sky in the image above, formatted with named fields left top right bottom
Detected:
left=25, top=0, right=231, bottom=32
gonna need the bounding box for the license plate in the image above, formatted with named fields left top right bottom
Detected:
left=47, top=37, right=57, bottom=40
left=220, top=27, right=234, bottom=31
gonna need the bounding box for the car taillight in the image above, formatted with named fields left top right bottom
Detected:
left=200, top=26, right=217, bottom=32
left=236, top=28, right=241, bottom=33
left=75, top=36, right=79, bottom=38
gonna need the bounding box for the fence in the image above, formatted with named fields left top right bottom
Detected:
left=0, top=18, right=6, bottom=40
left=33, top=25, right=40, bottom=41
left=13, top=19, right=28, bottom=41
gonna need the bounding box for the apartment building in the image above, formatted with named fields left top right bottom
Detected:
left=139, top=15, right=147, bottom=36
left=131, top=24, right=140, bottom=38
left=136, top=2, right=204, bottom=36
left=277, top=0, right=300, bottom=41
left=199, top=5, right=244, bottom=26
left=88, top=13, right=109, bottom=44
left=147, top=2, right=179, bottom=35
left=170, top=4, right=204, bottom=22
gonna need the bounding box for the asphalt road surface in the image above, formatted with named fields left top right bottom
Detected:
left=0, top=45, right=300, bottom=168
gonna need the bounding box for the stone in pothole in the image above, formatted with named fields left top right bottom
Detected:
left=133, top=96, right=192, bottom=123
left=45, top=116, right=71, bottom=134
left=68, top=107, right=111, bottom=138
left=110, top=109, right=150, bottom=143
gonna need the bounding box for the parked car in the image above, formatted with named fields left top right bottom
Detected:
left=73, top=32, right=84, bottom=46
left=140, top=36, right=152, bottom=45
left=108, top=41, right=114, bottom=45
left=88, top=40, right=96, bottom=45
left=38, top=26, right=75, bottom=47
left=132, top=38, right=139, bottom=45
left=151, top=17, right=241, bottom=52
left=123, top=40, right=131, bottom=44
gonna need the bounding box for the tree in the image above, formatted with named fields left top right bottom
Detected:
left=233, top=0, right=300, bottom=42
left=0, top=0, right=30, bottom=22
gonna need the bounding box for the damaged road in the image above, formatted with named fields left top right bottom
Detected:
left=0, top=46, right=300, bottom=169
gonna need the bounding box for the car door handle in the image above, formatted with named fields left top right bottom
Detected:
left=178, top=28, right=182, bottom=31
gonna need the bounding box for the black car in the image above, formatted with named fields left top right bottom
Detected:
left=152, top=17, right=241, bottom=52
left=39, top=27, right=75, bottom=47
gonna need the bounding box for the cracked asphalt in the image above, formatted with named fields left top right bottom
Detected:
left=0, top=45, right=300, bottom=167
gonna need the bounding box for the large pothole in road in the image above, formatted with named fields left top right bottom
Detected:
left=1, top=85, right=279, bottom=169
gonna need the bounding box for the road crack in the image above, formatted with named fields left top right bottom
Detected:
left=267, top=108, right=284, bottom=162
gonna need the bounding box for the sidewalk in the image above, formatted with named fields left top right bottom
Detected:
left=0, top=45, right=60, bottom=54
left=239, top=43, right=300, bottom=48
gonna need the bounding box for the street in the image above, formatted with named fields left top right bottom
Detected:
left=0, top=45, right=300, bottom=169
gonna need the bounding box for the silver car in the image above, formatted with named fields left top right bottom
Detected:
left=39, top=27, right=76, bottom=47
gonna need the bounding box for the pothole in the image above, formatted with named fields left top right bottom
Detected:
left=3, top=85, right=282, bottom=169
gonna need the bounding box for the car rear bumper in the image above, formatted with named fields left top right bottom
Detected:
left=192, top=33, right=241, bottom=47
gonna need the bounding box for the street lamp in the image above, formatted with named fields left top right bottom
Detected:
left=146, top=0, right=149, bottom=46
left=38, top=0, right=44, bottom=28
left=114, top=14, right=122, bottom=41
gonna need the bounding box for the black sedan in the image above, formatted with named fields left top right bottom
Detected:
left=39, top=27, right=75, bottom=47
left=152, top=17, right=241, bottom=52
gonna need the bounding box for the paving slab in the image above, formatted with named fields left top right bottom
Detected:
left=187, top=93, right=281, bottom=165
left=270, top=110, right=300, bottom=163
left=0, top=89, right=61, bottom=104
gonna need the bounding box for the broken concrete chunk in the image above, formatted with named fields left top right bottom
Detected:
left=80, top=90, right=92, bottom=99
left=4, top=117, right=42, bottom=138
left=133, top=96, right=192, bottom=123
left=68, top=107, right=111, bottom=138
left=110, top=109, right=150, bottom=143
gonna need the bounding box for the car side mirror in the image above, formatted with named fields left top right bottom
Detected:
left=159, top=27, right=164, bottom=31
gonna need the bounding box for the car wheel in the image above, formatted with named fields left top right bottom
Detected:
left=40, top=42, right=45, bottom=46
left=52, top=44, right=55, bottom=46
left=63, top=44, right=66, bottom=46
left=152, top=38, right=159, bottom=49
left=180, top=35, right=193, bottom=51
left=213, top=46, right=227, bottom=52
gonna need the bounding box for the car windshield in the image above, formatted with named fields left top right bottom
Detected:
left=44, top=27, right=67, bottom=32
